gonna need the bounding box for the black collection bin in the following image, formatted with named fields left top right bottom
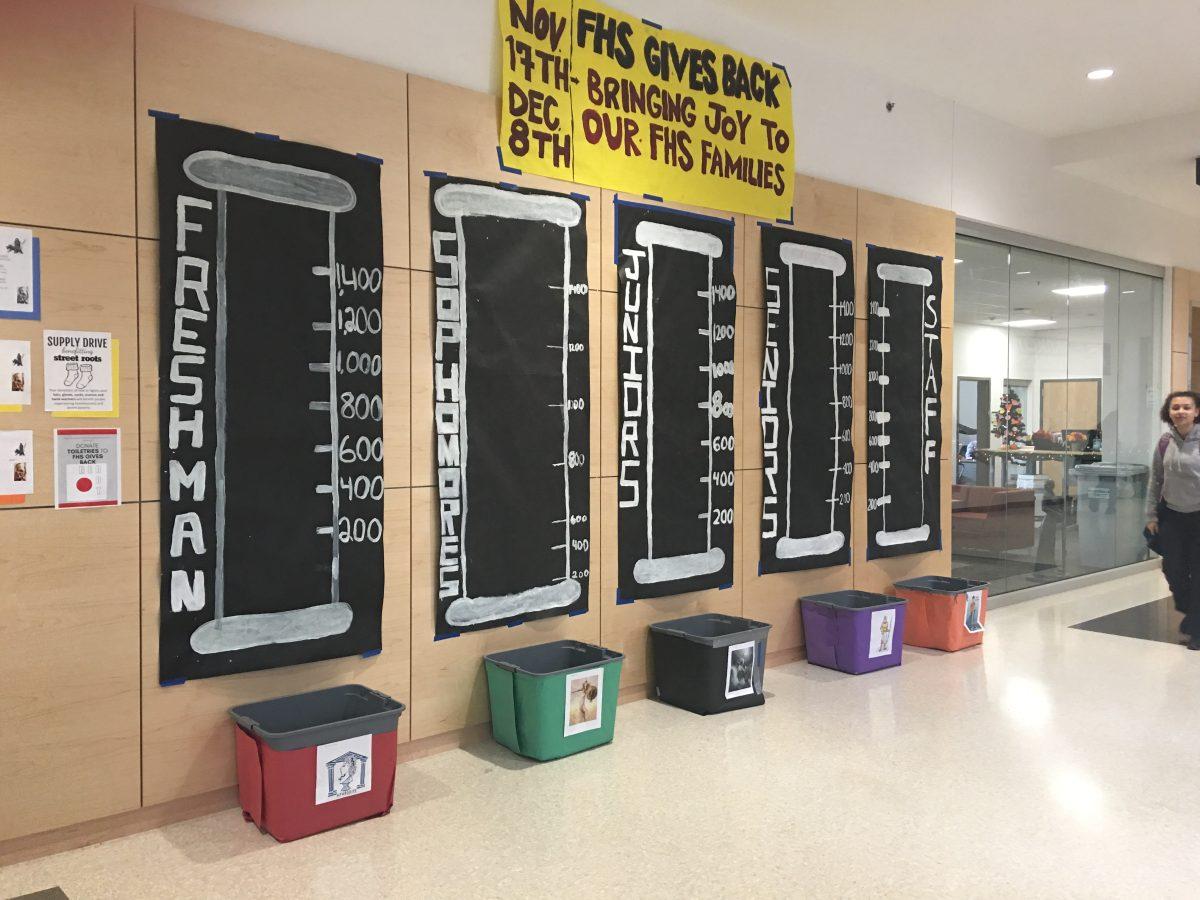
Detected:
left=649, top=613, right=771, bottom=715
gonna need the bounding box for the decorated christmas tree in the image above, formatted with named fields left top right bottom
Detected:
left=991, top=392, right=1028, bottom=446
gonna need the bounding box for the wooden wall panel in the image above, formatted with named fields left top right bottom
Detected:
left=0, top=0, right=135, bottom=236
left=1172, top=351, right=1190, bottom=392
left=135, top=245, right=411, bottom=499
left=598, top=477, right=743, bottom=691
left=408, top=484, right=602, bottom=740
left=407, top=76, right=601, bottom=287
left=139, top=488, right=411, bottom=806
left=1171, top=267, right=1194, bottom=356
left=0, top=504, right=140, bottom=841
left=0, top=227, right=139, bottom=509
left=134, top=5, right=409, bottom=267
left=740, top=175, right=858, bottom=310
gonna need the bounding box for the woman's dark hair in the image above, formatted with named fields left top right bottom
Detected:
left=1160, top=391, right=1200, bottom=424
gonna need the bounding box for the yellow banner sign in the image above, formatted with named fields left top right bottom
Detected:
left=499, top=0, right=794, bottom=219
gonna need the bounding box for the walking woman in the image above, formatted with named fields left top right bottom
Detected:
left=1146, top=390, right=1200, bottom=649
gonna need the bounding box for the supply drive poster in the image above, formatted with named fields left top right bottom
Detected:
left=1, top=339, right=31, bottom=407
left=0, top=226, right=38, bottom=319
left=43, top=330, right=114, bottom=413
left=54, top=428, right=120, bottom=508
left=0, top=430, right=33, bottom=495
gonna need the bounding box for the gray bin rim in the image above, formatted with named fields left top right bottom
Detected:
left=649, top=612, right=771, bottom=648
left=801, top=589, right=907, bottom=610
left=893, top=576, right=988, bottom=594
left=484, top=639, right=624, bottom=677
left=229, top=683, right=405, bottom=752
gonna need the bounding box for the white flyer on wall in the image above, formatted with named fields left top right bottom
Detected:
left=1, top=339, right=31, bottom=406
left=315, top=734, right=372, bottom=805
left=43, top=330, right=114, bottom=412
left=0, top=227, right=37, bottom=319
left=54, top=427, right=120, bottom=508
left=0, top=430, right=33, bottom=495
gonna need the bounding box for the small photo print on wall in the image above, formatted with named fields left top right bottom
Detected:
left=965, top=590, right=985, bottom=633
left=315, top=734, right=372, bottom=805
left=564, top=668, right=604, bottom=737
left=869, top=608, right=896, bottom=658
left=725, top=640, right=756, bottom=699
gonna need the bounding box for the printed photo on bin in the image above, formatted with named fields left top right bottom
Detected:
left=868, top=608, right=896, bottom=659
left=725, top=640, right=756, bottom=698
left=564, top=668, right=603, bottom=736
left=964, top=591, right=984, bottom=633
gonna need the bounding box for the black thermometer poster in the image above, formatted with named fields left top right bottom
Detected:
left=616, top=200, right=737, bottom=600
left=430, top=176, right=590, bottom=637
left=759, top=225, right=854, bottom=573
left=157, top=117, right=385, bottom=683
left=865, top=244, right=942, bottom=560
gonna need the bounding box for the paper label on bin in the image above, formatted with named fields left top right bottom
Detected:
left=964, top=590, right=985, bottom=633
left=315, top=734, right=372, bottom=805
left=869, top=609, right=896, bottom=658
left=725, top=641, right=757, bottom=698
left=564, top=667, right=604, bottom=737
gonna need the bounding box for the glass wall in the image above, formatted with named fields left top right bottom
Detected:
left=952, top=234, right=1163, bottom=595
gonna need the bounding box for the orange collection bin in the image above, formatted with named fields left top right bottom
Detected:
left=892, top=577, right=988, bottom=651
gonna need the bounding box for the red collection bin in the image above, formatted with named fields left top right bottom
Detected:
left=892, top=576, right=988, bottom=651
left=230, top=685, right=405, bottom=842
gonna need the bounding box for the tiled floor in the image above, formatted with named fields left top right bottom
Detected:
left=2, top=567, right=1198, bottom=898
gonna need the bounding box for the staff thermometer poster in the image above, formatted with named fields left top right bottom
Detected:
left=499, top=0, right=794, bottom=219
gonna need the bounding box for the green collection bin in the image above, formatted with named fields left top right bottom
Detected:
left=484, top=640, right=624, bottom=761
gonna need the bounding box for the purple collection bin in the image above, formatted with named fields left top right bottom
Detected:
left=800, top=590, right=908, bottom=675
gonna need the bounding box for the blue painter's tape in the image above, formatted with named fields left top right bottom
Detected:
left=361, top=648, right=382, bottom=658
left=423, top=170, right=448, bottom=179
left=776, top=206, right=795, bottom=226
left=642, top=17, right=662, bottom=29
left=772, top=62, right=792, bottom=86
left=756, top=219, right=773, bottom=229
left=160, top=678, right=186, bottom=687
left=434, top=631, right=461, bottom=642
left=357, top=153, right=384, bottom=166
left=499, top=181, right=519, bottom=191
left=643, top=193, right=663, bottom=202
left=758, top=561, right=764, bottom=576
left=719, top=582, right=734, bottom=591
left=758, top=388, right=763, bottom=409
left=569, top=607, right=587, bottom=617
left=507, top=618, right=525, bottom=628
left=147, top=109, right=180, bottom=120
left=496, top=146, right=523, bottom=175
left=254, top=132, right=280, bottom=141
left=570, top=192, right=590, bottom=203
left=616, top=591, right=635, bottom=606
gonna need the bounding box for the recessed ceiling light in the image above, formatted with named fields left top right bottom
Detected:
left=1001, top=318, right=1057, bottom=328
left=1087, top=68, right=1114, bottom=80
left=954, top=258, right=963, bottom=264
left=1052, top=284, right=1106, bottom=297
left=1016, top=271, right=1031, bottom=275
left=1121, top=289, right=1135, bottom=294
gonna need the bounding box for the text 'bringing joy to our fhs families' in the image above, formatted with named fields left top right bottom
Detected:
left=499, top=0, right=796, bottom=219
